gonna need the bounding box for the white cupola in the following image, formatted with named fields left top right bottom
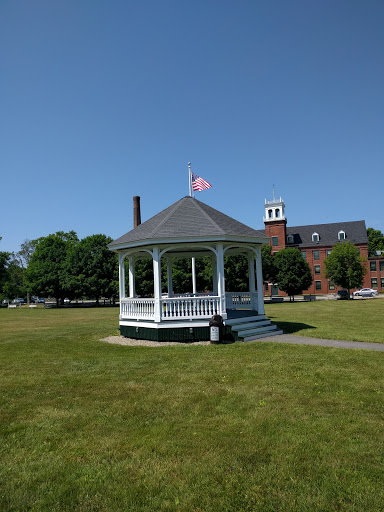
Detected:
left=263, top=188, right=286, bottom=222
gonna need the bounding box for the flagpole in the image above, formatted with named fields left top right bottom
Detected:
left=188, top=162, right=196, bottom=293
left=188, top=162, right=192, bottom=197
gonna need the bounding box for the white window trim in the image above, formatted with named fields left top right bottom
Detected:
left=338, top=230, right=346, bottom=240
left=312, top=232, right=319, bottom=242
left=287, top=234, right=294, bottom=244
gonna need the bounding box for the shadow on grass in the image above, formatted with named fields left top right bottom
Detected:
left=269, top=320, right=316, bottom=334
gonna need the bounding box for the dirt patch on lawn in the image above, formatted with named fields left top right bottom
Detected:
left=101, top=336, right=210, bottom=347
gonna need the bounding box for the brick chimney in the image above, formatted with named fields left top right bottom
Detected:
left=133, top=196, right=141, bottom=228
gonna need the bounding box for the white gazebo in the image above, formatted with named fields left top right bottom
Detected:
left=109, top=196, right=281, bottom=342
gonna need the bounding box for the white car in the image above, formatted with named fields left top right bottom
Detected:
left=353, top=288, right=379, bottom=297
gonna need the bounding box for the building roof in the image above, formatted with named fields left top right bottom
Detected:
left=109, top=196, right=269, bottom=249
left=284, top=220, right=368, bottom=247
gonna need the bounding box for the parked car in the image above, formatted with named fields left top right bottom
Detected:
left=38, top=297, right=45, bottom=303
left=353, top=288, right=379, bottom=297
left=2, top=299, right=9, bottom=305
left=64, top=298, right=71, bottom=304
left=336, top=290, right=349, bottom=300
left=12, top=298, right=26, bottom=304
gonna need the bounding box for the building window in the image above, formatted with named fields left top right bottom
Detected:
left=276, top=209, right=281, bottom=218
left=314, top=250, right=319, bottom=260
left=329, top=281, right=335, bottom=290
left=265, top=283, right=269, bottom=293
left=268, top=209, right=273, bottom=219
left=312, top=232, right=319, bottom=242
left=380, top=261, right=384, bottom=272
left=381, top=278, right=384, bottom=289
left=370, top=261, right=377, bottom=272
left=314, top=265, right=321, bottom=274
left=327, top=249, right=332, bottom=257
left=371, top=278, right=378, bottom=289
left=315, top=281, right=321, bottom=290
left=272, top=236, right=278, bottom=246
left=287, top=234, right=294, bottom=244
left=338, top=230, right=345, bottom=240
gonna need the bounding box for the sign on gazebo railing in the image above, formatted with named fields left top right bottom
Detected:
left=225, top=292, right=258, bottom=310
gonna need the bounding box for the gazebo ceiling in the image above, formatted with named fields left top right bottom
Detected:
left=109, top=196, right=269, bottom=250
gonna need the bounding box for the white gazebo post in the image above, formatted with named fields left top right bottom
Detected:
left=167, top=255, right=173, bottom=297
left=212, top=255, right=218, bottom=295
left=255, top=246, right=265, bottom=315
left=152, top=246, right=162, bottom=322
left=191, top=257, right=197, bottom=295
left=216, top=243, right=226, bottom=318
left=248, top=252, right=257, bottom=310
left=128, top=255, right=135, bottom=298
left=118, top=252, right=126, bottom=301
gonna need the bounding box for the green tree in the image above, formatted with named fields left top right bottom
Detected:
left=133, top=258, right=154, bottom=297
left=25, top=231, right=79, bottom=306
left=0, top=250, right=11, bottom=300
left=16, top=239, right=36, bottom=269
left=367, top=227, right=384, bottom=257
left=273, top=248, right=313, bottom=301
left=14, top=239, right=36, bottom=303
left=171, top=258, right=193, bottom=295
left=2, top=256, right=26, bottom=300
left=324, top=241, right=366, bottom=297
left=224, top=255, right=248, bottom=292
left=196, top=257, right=212, bottom=292
left=261, top=244, right=277, bottom=283
left=66, top=234, right=118, bottom=303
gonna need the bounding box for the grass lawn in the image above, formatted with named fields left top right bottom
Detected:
left=266, top=298, right=384, bottom=343
left=1, top=305, right=383, bottom=511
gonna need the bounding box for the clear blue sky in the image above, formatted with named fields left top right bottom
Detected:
left=1, top=0, right=383, bottom=253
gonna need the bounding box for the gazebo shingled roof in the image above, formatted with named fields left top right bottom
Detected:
left=109, top=196, right=268, bottom=247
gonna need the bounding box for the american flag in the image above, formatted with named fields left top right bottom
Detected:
left=191, top=172, right=212, bottom=192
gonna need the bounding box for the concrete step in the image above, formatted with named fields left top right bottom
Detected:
left=232, top=320, right=271, bottom=332
left=225, top=315, right=265, bottom=326
left=243, top=329, right=284, bottom=342
left=237, top=324, right=278, bottom=338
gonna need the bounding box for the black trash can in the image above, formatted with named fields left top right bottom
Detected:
left=209, top=314, right=223, bottom=343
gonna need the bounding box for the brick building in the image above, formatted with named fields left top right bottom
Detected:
left=262, top=195, right=384, bottom=296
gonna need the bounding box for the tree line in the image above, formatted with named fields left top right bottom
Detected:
left=1, top=227, right=381, bottom=305
left=0, top=233, right=117, bottom=306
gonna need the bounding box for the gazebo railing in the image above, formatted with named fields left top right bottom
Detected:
left=120, top=292, right=257, bottom=320
left=161, top=296, right=220, bottom=320
left=120, top=295, right=220, bottom=320
left=120, top=297, right=155, bottom=319
left=225, top=291, right=258, bottom=310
